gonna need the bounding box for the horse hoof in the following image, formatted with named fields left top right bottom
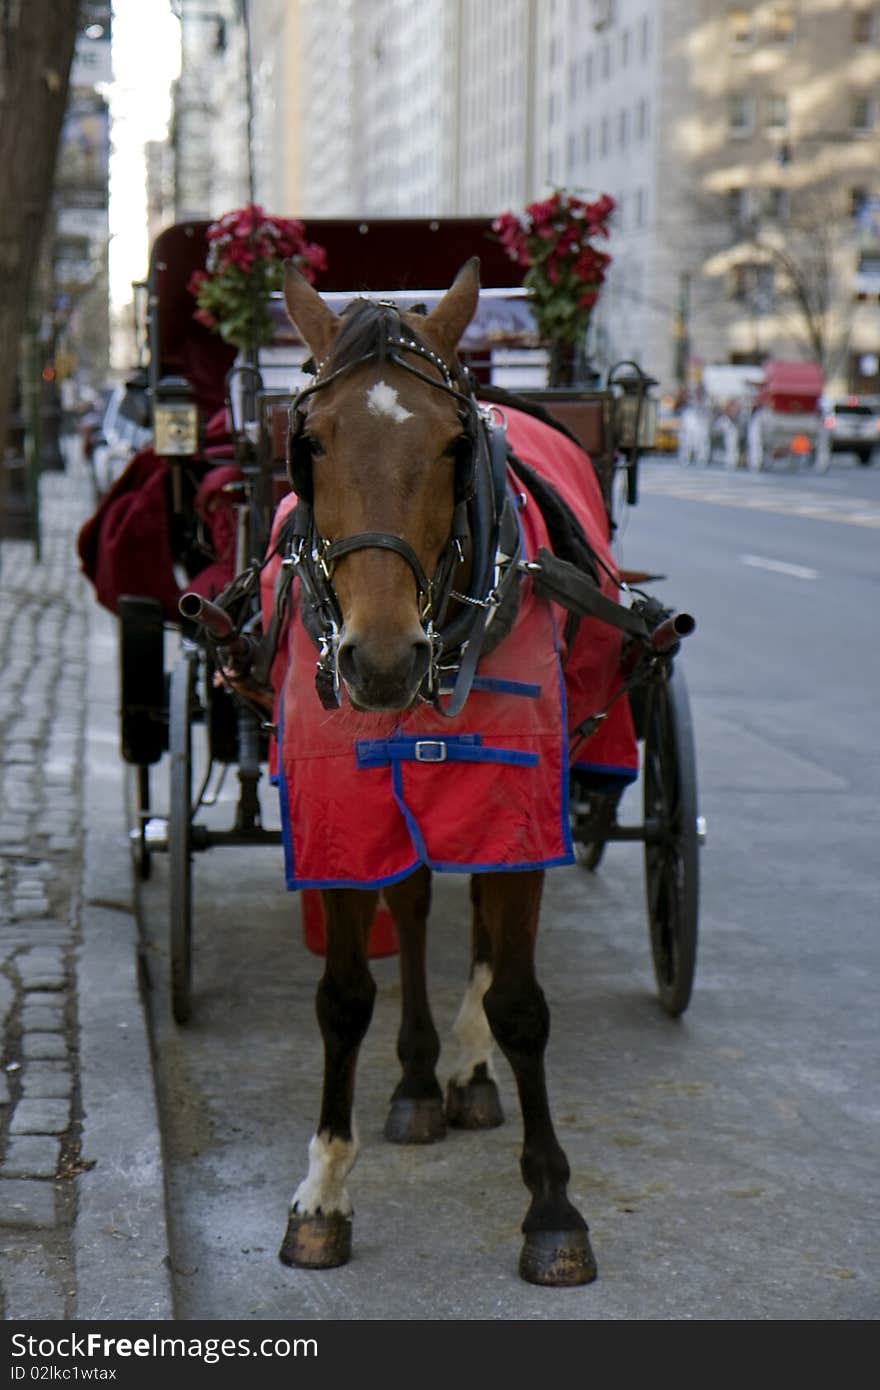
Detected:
left=445, top=1078, right=504, bottom=1129
left=384, top=1096, right=446, bottom=1144
left=519, top=1229, right=597, bottom=1287
left=279, top=1211, right=352, bottom=1269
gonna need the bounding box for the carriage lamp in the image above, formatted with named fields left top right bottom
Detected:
left=613, top=366, right=659, bottom=452
left=153, top=375, right=200, bottom=458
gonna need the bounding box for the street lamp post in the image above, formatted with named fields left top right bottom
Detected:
left=674, top=272, right=691, bottom=393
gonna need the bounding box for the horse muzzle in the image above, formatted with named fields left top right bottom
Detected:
left=337, top=630, right=432, bottom=711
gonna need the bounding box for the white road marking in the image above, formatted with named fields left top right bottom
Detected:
left=366, top=380, right=413, bottom=423
left=639, top=466, right=880, bottom=528
left=740, top=553, right=819, bottom=580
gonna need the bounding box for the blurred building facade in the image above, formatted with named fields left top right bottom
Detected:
left=164, top=0, right=880, bottom=394
left=53, top=1, right=113, bottom=401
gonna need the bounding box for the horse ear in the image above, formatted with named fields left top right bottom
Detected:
left=283, top=261, right=340, bottom=361
left=421, top=257, right=480, bottom=357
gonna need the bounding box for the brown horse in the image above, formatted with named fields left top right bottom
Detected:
left=275, top=258, right=597, bottom=1286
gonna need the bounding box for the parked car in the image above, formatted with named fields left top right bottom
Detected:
left=90, top=382, right=152, bottom=496
left=821, top=397, right=880, bottom=465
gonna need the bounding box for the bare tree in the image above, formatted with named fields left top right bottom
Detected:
left=0, top=0, right=81, bottom=464
left=738, top=187, right=848, bottom=376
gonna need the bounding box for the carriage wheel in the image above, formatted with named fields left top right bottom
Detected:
left=169, top=652, right=197, bottom=1024
left=643, top=661, right=699, bottom=1017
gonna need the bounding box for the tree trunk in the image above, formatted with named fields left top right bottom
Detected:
left=0, top=0, right=81, bottom=473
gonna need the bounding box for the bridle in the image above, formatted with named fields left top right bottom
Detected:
left=279, top=302, right=522, bottom=716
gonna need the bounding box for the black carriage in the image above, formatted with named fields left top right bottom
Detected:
left=106, top=216, right=702, bottom=1024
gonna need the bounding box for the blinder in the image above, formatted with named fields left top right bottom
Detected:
left=287, top=401, right=316, bottom=504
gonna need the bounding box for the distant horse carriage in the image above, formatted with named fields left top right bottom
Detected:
left=80, top=217, right=701, bottom=1286
left=746, top=361, right=830, bottom=473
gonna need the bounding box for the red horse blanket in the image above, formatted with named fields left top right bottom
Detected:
left=262, top=406, right=638, bottom=889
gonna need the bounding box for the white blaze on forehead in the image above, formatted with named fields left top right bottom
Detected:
left=291, top=1125, right=359, bottom=1217
left=366, top=379, right=413, bottom=424
left=450, top=962, right=497, bottom=1086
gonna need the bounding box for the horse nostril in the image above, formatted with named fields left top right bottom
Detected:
left=337, top=640, right=360, bottom=687
left=408, top=637, right=431, bottom=688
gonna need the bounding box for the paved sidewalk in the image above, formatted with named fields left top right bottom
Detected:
left=0, top=447, right=173, bottom=1321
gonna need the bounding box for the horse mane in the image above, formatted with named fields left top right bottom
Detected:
left=323, top=298, right=452, bottom=380
left=324, top=299, right=416, bottom=375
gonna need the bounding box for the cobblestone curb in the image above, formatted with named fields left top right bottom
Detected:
left=0, top=449, right=173, bottom=1320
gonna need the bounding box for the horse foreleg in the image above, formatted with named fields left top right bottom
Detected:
left=382, top=867, right=446, bottom=1143
left=480, top=870, right=597, bottom=1286
left=445, top=875, right=504, bottom=1129
left=279, top=888, right=377, bottom=1269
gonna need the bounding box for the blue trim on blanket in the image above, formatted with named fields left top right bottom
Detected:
left=468, top=675, right=541, bottom=698
left=286, top=850, right=575, bottom=890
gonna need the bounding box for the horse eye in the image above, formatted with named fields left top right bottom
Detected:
left=308, top=437, right=325, bottom=458
left=443, top=436, right=468, bottom=460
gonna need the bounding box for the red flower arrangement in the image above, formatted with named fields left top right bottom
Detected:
left=493, top=189, right=615, bottom=383
left=187, top=205, right=327, bottom=352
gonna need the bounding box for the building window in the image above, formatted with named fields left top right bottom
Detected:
left=635, top=187, right=646, bottom=227
left=582, top=121, right=591, bottom=162
left=852, top=8, right=876, bottom=43
left=851, top=95, right=875, bottom=132
left=640, top=14, right=651, bottom=60
left=592, top=0, right=615, bottom=30
left=766, top=94, right=788, bottom=129
left=763, top=186, right=787, bottom=220
left=601, top=40, right=610, bottom=79
left=637, top=97, right=649, bottom=139
left=850, top=186, right=868, bottom=217
left=727, top=186, right=751, bottom=226
left=600, top=114, right=609, bottom=156
left=728, top=93, right=753, bottom=136
left=854, top=250, right=880, bottom=299
left=618, top=107, right=629, bottom=149
left=728, top=8, right=753, bottom=46
left=620, top=27, right=630, bottom=66
left=770, top=5, right=795, bottom=41
left=849, top=188, right=880, bottom=234
left=731, top=262, right=775, bottom=306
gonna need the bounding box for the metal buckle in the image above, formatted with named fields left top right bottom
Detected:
left=414, top=740, right=447, bottom=762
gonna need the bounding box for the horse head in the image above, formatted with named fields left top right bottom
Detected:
left=283, top=258, right=480, bottom=711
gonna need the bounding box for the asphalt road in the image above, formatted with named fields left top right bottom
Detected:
left=136, top=453, right=880, bottom=1321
